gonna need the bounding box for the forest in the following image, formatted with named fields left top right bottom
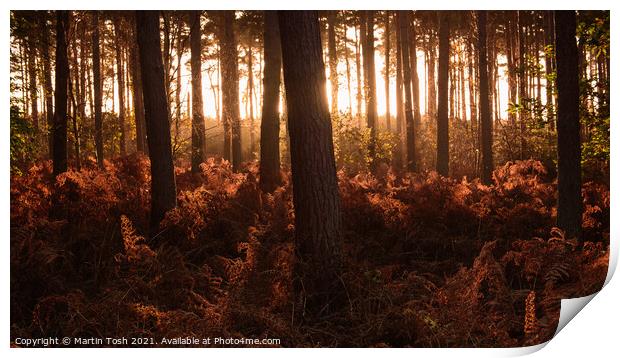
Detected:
left=10, top=10, right=610, bottom=347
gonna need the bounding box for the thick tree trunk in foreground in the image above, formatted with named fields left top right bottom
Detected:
left=220, top=11, right=242, bottom=171
left=136, top=10, right=177, bottom=229
left=436, top=11, right=450, bottom=177
left=278, top=10, right=343, bottom=315
left=92, top=12, right=104, bottom=168
left=259, top=11, right=282, bottom=193
left=477, top=11, right=493, bottom=184
left=554, top=10, right=582, bottom=240
left=190, top=11, right=206, bottom=173
left=52, top=11, right=69, bottom=177
left=398, top=11, right=415, bottom=172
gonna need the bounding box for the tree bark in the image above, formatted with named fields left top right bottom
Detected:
left=384, top=11, right=391, bottom=130
left=554, top=10, right=582, bottom=240
left=259, top=11, right=282, bottom=193
left=92, top=12, right=104, bottom=168
left=39, top=12, right=54, bottom=158
left=136, top=10, right=178, bottom=229
left=190, top=11, right=206, bottom=173
left=114, top=17, right=127, bottom=156
left=130, top=15, right=147, bottom=154
left=52, top=11, right=69, bottom=177
left=327, top=11, right=339, bottom=114
left=398, top=11, right=416, bottom=172
left=362, top=11, right=378, bottom=170
left=219, top=11, right=242, bottom=171
left=394, top=13, right=404, bottom=169
left=409, top=12, right=422, bottom=151
left=278, top=10, right=343, bottom=315
left=26, top=34, right=38, bottom=131
left=478, top=11, right=493, bottom=184
left=436, top=11, right=450, bottom=177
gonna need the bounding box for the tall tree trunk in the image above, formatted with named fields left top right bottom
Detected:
left=506, top=12, right=517, bottom=127
left=394, top=12, right=404, bottom=169
left=114, top=17, right=127, bottom=156
left=544, top=10, right=555, bottom=129
left=517, top=11, right=527, bottom=159
left=478, top=11, right=493, bottom=184
left=259, top=11, right=282, bottom=193
left=26, top=35, right=38, bottom=131
left=384, top=11, right=391, bottom=130
left=278, top=10, right=343, bottom=315
left=53, top=11, right=69, bottom=177
left=92, top=11, right=104, bottom=168
left=354, top=22, right=363, bottom=124
left=554, top=10, right=582, bottom=240
left=176, top=24, right=183, bottom=129
left=398, top=11, right=415, bottom=172
left=69, top=27, right=81, bottom=169
left=409, top=12, right=422, bottom=150
left=327, top=11, right=339, bottom=114
left=343, top=22, right=353, bottom=117
left=219, top=11, right=241, bottom=171
left=436, top=11, right=450, bottom=177
left=39, top=12, right=54, bottom=158
left=190, top=11, right=206, bottom=173
left=362, top=10, right=378, bottom=169
left=136, top=10, right=178, bottom=229
left=427, top=31, right=437, bottom=119
left=247, top=44, right=255, bottom=155
left=130, top=14, right=147, bottom=154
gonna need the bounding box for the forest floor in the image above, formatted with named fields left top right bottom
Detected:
left=10, top=155, right=609, bottom=347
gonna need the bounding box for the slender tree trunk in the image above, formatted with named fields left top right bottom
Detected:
left=478, top=11, right=493, bottom=184
left=114, top=17, right=127, bottom=156
left=190, top=11, right=206, bottom=173
left=436, top=11, right=450, bottom=177
left=176, top=25, right=183, bottom=129
left=219, top=11, right=241, bottom=170
left=409, top=12, right=421, bottom=151
left=394, top=13, right=404, bottom=169
left=136, top=10, right=177, bottom=229
left=506, top=12, right=517, bottom=126
left=544, top=11, right=555, bottom=129
left=53, top=11, right=69, bottom=177
left=26, top=35, right=38, bottom=131
left=247, top=44, right=255, bottom=155
left=517, top=11, right=527, bottom=159
left=427, top=31, right=437, bottom=119
left=554, top=10, right=582, bottom=240
left=398, top=11, right=416, bottom=172
left=259, top=11, right=282, bottom=193
left=278, top=10, right=343, bottom=315
left=354, top=23, right=363, bottom=124
left=362, top=10, right=378, bottom=169
left=343, top=22, right=353, bottom=117
left=384, top=11, right=391, bottom=130
left=92, top=12, right=104, bottom=168
left=39, top=12, right=54, bottom=158
left=130, top=15, right=147, bottom=154
left=327, top=11, right=339, bottom=114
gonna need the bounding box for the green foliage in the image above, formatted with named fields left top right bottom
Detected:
left=10, top=105, right=37, bottom=175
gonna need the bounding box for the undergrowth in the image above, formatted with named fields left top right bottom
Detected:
left=10, top=155, right=609, bottom=347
